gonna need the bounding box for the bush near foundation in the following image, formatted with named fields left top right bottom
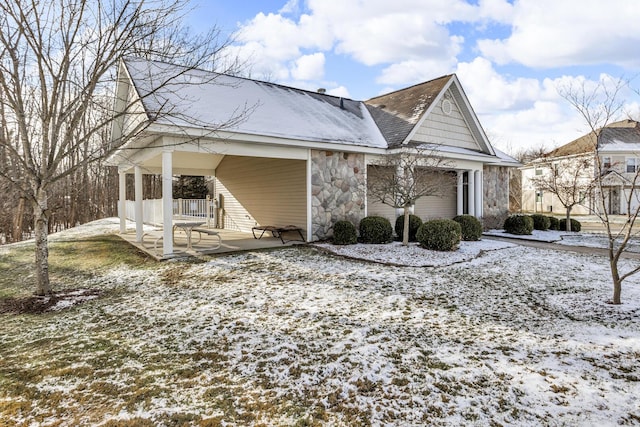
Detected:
left=395, top=214, right=423, bottom=242
left=332, top=220, right=357, bottom=245
left=417, top=219, right=461, bottom=251
left=530, top=214, right=551, bottom=231
left=359, top=216, right=393, bottom=244
left=547, top=216, right=560, bottom=231
left=503, top=215, right=533, bottom=235
left=453, top=215, right=482, bottom=241
left=559, top=218, right=582, bottom=232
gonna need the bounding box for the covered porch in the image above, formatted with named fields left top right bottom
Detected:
left=118, top=225, right=305, bottom=260
left=113, top=135, right=311, bottom=258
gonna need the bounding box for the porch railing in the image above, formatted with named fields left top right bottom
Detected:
left=121, top=197, right=216, bottom=227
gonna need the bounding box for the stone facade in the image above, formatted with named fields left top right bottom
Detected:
left=310, top=150, right=366, bottom=240
left=483, top=165, right=510, bottom=227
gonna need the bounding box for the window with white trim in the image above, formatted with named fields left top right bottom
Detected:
left=602, top=157, right=611, bottom=169
left=626, top=158, right=638, bottom=173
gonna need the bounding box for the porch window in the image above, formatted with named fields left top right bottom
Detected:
left=602, top=157, right=611, bottom=169
left=535, top=190, right=543, bottom=202
left=626, top=158, right=638, bottom=173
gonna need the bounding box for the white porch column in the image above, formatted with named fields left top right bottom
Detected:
left=134, top=166, right=143, bottom=242
left=474, top=170, right=483, bottom=218
left=162, top=150, right=174, bottom=255
left=118, top=171, right=126, bottom=234
left=467, top=170, right=475, bottom=217
left=456, top=171, right=464, bottom=216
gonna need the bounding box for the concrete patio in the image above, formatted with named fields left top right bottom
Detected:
left=118, top=226, right=306, bottom=260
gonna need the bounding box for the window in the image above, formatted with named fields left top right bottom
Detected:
left=602, top=157, right=611, bottom=169
left=535, top=168, right=543, bottom=176
left=627, top=158, right=638, bottom=173
left=536, top=191, right=543, bottom=202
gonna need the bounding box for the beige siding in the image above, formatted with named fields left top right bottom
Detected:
left=215, top=156, right=306, bottom=234
left=415, top=193, right=457, bottom=219
left=366, top=166, right=457, bottom=224
left=412, top=91, right=480, bottom=151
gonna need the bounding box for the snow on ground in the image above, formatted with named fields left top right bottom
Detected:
left=1, top=219, right=640, bottom=425
left=314, top=239, right=516, bottom=267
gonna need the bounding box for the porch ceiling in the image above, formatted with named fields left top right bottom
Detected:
left=122, top=151, right=223, bottom=175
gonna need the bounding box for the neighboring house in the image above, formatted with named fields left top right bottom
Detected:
left=521, top=120, right=640, bottom=215
left=108, top=58, right=519, bottom=256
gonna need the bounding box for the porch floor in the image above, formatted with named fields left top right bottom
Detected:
left=118, top=226, right=306, bottom=260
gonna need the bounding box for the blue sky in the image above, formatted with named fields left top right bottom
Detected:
left=186, top=0, right=640, bottom=153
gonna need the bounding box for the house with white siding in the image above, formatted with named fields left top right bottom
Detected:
left=108, top=58, right=518, bottom=257
left=521, top=120, right=640, bottom=215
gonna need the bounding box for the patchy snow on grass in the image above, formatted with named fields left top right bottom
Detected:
left=1, top=219, right=640, bottom=426
left=484, top=229, right=566, bottom=242
left=314, top=239, right=516, bottom=266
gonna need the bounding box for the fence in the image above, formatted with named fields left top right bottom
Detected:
left=122, top=197, right=216, bottom=227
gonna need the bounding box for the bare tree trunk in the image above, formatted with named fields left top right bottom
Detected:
left=609, top=257, right=622, bottom=304
left=33, top=189, right=51, bottom=296
left=402, top=206, right=410, bottom=246
left=13, top=197, right=25, bottom=242
left=565, top=206, right=572, bottom=231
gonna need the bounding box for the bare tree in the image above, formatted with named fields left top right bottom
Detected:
left=0, top=0, right=241, bottom=295
left=559, top=76, right=639, bottom=304
left=529, top=155, right=594, bottom=231
left=367, top=146, right=456, bottom=246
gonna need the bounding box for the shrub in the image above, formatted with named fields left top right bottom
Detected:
left=530, top=214, right=551, bottom=231
left=559, top=218, right=581, bottom=232
left=453, top=214, right=482, bottom=241
left=417, top=219, right=461, bottom=251
left=503, top=215, right=533, bottom=235
left=332, top=220, right=357, bottom=245
left=394, top=214, right=423, bottom=242
left=359, top=216, right=393, bottom=244
left=547, top=216, right=560, bottom=231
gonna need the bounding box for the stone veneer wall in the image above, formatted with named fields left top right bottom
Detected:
left=483, top=165, right=510, bottom=227
left=310, top=150, right=366, bottom=240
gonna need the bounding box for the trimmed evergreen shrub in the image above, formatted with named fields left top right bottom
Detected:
left=547, top=216, right=560, bottom=231
left=395, top=214, right=423, bottom=242
left=453, top=214, right=483, bottom=241
left=417, top=219, right=461, bottom=251
left=503, top=214, right=533, bottom=235
left=559, top=218, right=582, bottom=232
left=530, top=214, right=551, bottom=231
left=332, top=220, right=357, bottom=245
left=359, top=216, right=393, bottom=244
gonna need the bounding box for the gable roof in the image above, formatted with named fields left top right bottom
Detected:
left=124, top=58, right=387, bottom=149
left=117, top=58, right=505, bottom=164
left=546, top=119, right=640, bottom=157
left=364, top=76, right=451, bottom=146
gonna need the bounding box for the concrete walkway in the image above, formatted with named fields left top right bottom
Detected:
left=484, top=235, right=640, bottom=260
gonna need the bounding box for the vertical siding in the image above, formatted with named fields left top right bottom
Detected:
left=412, top=91, right=480, bottom=151
left=215, top=156, right=306, bottom=234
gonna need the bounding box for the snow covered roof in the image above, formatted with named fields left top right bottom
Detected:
left=124, top=58, right=387, bottom=149
left=545, top=120, right=640, bottom=158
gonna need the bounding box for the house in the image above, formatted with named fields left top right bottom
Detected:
left=107, top=58, right=518, bottom=256
left=521, top=120, right=640, bottom=215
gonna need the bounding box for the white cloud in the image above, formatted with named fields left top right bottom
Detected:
left=477, top=0, right=640, bottom=68
left=327, top=86, right=351, bottom=98
left=291, top=53, right=325, bottom=81
left=377, top=57, right=458, bottom=86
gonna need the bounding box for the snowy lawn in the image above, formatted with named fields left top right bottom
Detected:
left=1, top=219, right=639, bottom=426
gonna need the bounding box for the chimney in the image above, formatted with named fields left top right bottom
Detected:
left=317, top=88, right=326, bottom=94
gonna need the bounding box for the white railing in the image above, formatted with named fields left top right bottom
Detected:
left=121, top=197, right=216, bottom=227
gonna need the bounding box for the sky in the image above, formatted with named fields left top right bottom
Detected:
left=186, top=0, right=640, bottom=154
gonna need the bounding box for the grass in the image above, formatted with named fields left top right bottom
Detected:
left=0, top=235, right=153, bottom=298
left=1, top=231, right=639, bottom=426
